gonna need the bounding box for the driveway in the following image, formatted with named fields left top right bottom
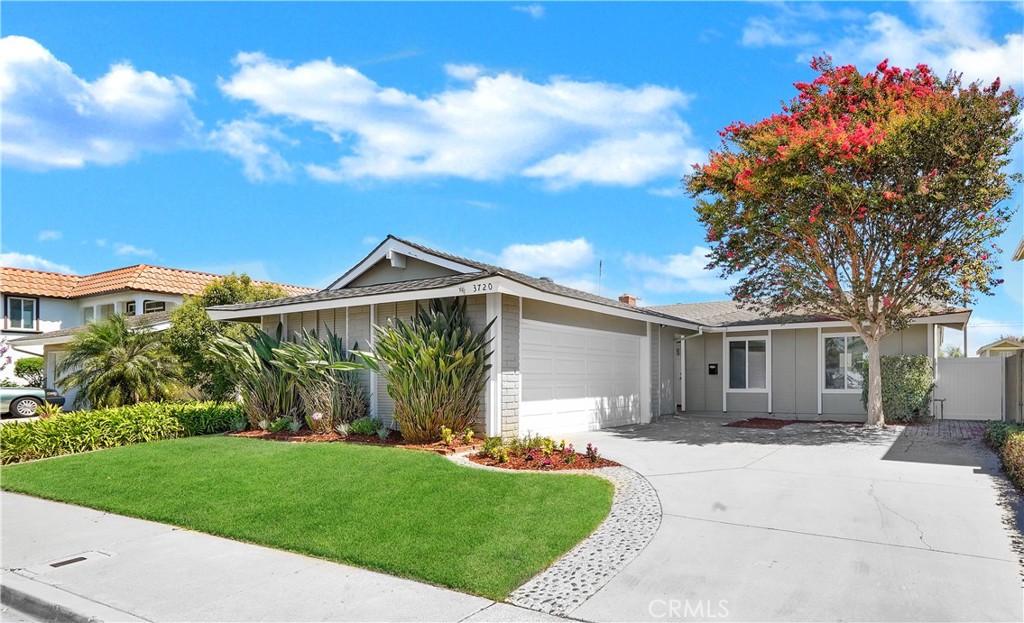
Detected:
left=566, top=416, right=1024, bottom=622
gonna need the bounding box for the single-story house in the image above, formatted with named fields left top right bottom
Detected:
left=208, top=236, right=971, bottom=437
left=976, top=337, right=1024, bottom=358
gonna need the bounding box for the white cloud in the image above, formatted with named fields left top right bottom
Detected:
left=497, top=238, right=595, bottom=275
left=113, top=243, right=155, bottom=257
left=743, top=3, right=1024, bottom=86
left=219, top=52, right=698, bottom=187
left=624, top=247, right=732, bottom=295
left=648, top=185, right=684, bottom=198
left=209, top=119, right=293, bottom=182
left=444, top=63, right=484, bottom=81
left=0, top=35, right=200, bottom=169
left=831, top=3, right=1024, bottom=86
left=513, top=4, right=545, bottom=19
left=0, top=252, right=72, bottom=273
left=37, top=230, right=61, bottom=242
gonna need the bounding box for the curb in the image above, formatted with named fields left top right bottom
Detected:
left=1, top=572, right=147, bottom=622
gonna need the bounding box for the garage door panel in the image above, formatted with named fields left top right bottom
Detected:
left=520, top=319, right=643, bottom=435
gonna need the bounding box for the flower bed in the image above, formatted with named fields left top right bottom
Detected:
left=227, top=428, right=483, bottom=455
left=472, top=436, right=618, bottom=471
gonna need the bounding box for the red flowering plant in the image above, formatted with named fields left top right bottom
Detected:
left=686, top=56, right=1021, bottom=426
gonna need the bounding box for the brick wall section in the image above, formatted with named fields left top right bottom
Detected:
left=650, top=324, right=660, bottom=420
left=501, top=295, right=521, bottom=439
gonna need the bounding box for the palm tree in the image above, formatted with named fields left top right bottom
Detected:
left=56, top=314, right=184, bottom=408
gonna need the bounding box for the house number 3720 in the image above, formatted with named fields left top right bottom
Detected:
left=471, top=283, right=494, bottom=293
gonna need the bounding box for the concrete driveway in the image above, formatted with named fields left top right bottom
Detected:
left=566, top=416, right=1024, bottom=622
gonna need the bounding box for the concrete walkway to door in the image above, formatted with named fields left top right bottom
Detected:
left=563, top=416, right=1024, bottom=622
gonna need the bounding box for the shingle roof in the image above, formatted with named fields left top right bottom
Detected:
left=8, top=311, right=173, bottom=345
left=649, top=300, right=969, bottom=327
left=0, top=265, right=316, bottom=299
left=211, top=235, right=689, bottom=324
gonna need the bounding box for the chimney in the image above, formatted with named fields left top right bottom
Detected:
left=618, top=294, right=637, bottom=307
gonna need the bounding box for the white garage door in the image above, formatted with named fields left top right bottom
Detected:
left=520, top=319, right=643, bottom=435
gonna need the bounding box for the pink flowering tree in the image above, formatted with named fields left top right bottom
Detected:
left=686, top=57, right=1021, bottom=426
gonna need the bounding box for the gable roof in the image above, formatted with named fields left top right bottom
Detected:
left=0, top=265, right=316, bottom=299
left=213, top=235, right=690, bottom=325
left=976, top=337, right=1024, bottom=354
left=1014, top=235, right=1024, bottom=262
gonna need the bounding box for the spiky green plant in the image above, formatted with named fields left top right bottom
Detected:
left=272, top=328, right=366, bottom=432
left=361, top=298, right=493, bottom=443
left=56, top=315, right=183, bottom=409
left=209, top=329, right=301, bottom=429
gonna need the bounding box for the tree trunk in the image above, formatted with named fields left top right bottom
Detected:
left=864, top=335, right=885, bottom=427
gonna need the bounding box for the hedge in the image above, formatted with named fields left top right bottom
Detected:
left=0, top=401, right=242, bottom=465
left=985, top=422, right=1024, bottom=491
left=860, top=355, right=934, bottom=423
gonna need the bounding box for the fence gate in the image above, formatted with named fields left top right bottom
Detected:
left=934, top=357, right=1004, bottom=421
left=1007, top=353, right=1023, bottom=424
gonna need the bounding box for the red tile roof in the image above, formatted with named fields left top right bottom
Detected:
left=0, top=265, right=316, bottom=299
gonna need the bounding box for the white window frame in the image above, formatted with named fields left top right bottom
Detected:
left=726, top=335, right=769, bottom=393
left=821, top=333, right=867, bottom=394
left=6, top=296, right=38, bottom=331
left=125, top=301, right=136, bottom=315
left=143, top=301, right=166, bottom=314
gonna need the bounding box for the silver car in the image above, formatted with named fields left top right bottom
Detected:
left=0, top=387, right=65, bottom=418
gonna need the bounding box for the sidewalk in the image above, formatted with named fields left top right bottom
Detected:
left=0, top=493, right=562, bottom=622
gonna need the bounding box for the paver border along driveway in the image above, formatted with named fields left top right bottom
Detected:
left=561, top=416, right=1024, bottom=622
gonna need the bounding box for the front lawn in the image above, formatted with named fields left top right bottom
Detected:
left=0, top=436, right=613, bottom=599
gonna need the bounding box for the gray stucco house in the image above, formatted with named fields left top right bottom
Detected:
left=209, top=236, right=971, bottom=437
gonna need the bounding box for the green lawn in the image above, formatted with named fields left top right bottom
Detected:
left=0, top=436, right=612, bottom=599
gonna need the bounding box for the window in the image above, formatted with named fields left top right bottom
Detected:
left=83, top=307, right=95, bottom=323
left=728, top=338, right=767, bottom=390
left=125, top=301, right=136, bottom=315
left=143, top=301, right=166, bottom=314
left=824, top=335, right=867, bottom=390
left=6, top=297, right=37, bottom=330
left=98, top=304, right=115, bottom=320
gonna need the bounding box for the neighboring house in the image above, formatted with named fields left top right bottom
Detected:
left=976, top=337, right=1024, bottom=358
left=207, top=235, right=971, bottom=437
left=3, top=264, right=314, bottom=403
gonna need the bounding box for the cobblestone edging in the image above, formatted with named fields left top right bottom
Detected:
left=447, top=454, right=662, bottom=616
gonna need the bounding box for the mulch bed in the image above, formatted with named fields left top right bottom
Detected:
left=724, top=418, right=862, bottom=429
left=226, top=429, right=483, bottom=455
left=470, top=452, right=619, bottom=471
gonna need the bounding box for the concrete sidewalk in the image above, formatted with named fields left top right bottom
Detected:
left=0, top=493, right=561, bottom=622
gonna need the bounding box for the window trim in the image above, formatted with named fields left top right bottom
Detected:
left=143, top=300, right=166, bottom=314
left=4, top=295, right=40, bottom=332
left=726, top=335, right=769, bottom=393
left=125, top=301, right=136, bottom=315
left=821, top=333, right=866, bottom=394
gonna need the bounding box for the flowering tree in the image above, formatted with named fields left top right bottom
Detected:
left=686, top=57, right=1021, bottom=426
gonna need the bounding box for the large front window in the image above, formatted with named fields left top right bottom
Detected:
left=824, top=335, right=867, bottom=390
left=729, top=338, right=767, bottom=390
left=7, top=297, right=37, bottom=330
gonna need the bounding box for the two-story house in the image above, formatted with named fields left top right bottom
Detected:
left=1, top=264, right=314, bottom=400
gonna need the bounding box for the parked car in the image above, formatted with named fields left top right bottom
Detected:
left=0, top=387, right=65, bottom=418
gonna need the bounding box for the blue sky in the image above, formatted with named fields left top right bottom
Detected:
left=1, top=1, right=1022, bottom=353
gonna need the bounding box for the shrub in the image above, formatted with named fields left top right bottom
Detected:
left=1001, top=430, right=1024, bottom=488
left=362, top=298, right=493, bottom=443
left=36, top=402, right=64, bottom=420
left=14, top=357, right=44, bottom=387
left=859, top=355, right=934, bottom=423
left=210, top=330, right=301, bottom=429
left=0, top=401, right=241, bottom=464
left=984, top=422, right=1022, bottom=450
left=350, top=416, right=382, bottom=436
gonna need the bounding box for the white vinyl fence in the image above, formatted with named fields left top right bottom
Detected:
left=934, top=357, right=1004, bottom=421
